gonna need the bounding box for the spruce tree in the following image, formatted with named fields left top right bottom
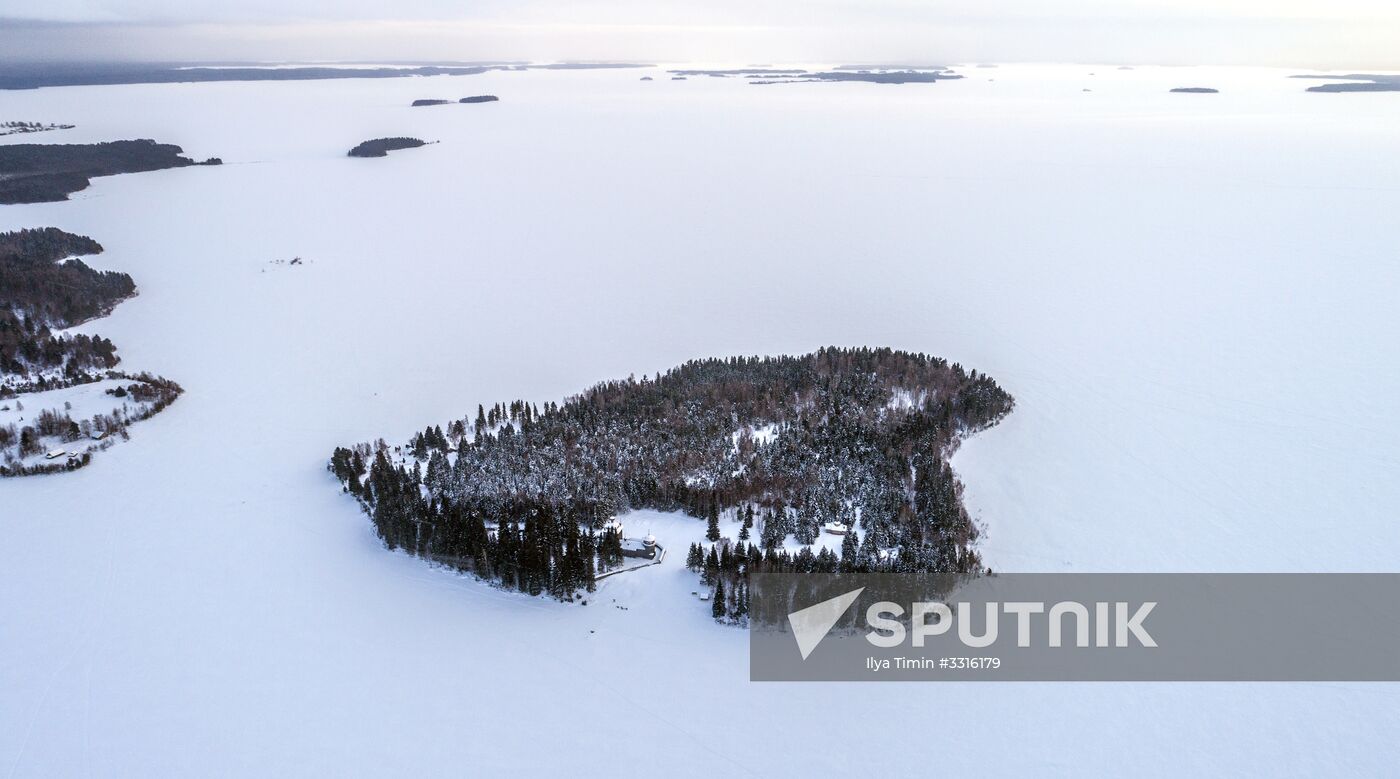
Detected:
left=841, top=528, right=860, bottom=571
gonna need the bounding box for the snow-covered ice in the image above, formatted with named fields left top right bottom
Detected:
left=2, top=64, right=1399, bottom=776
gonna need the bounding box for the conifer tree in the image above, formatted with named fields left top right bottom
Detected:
left=841, top=529, right=861, bottom=572
left=686, top=542, right=704, bottom=570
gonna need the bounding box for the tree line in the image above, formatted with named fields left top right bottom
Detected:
left=0, top=228, right=132, bottom=391
left=0, top=139, right=211, bottom=204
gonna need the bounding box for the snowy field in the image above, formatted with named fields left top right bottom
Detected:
left=2, top=64, right=1398, bottom=776
left=0, top=379, right=132, bottom=430
left=0, top=378, right=133, bottom=470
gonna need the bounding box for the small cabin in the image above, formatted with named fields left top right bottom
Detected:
left=90, top=431, right=106, bottom=441
left=44, top=449, right=66, bottom=460
left=619, top=538, right=657, bottom=560
left=822, top=521, right=849, bottom=536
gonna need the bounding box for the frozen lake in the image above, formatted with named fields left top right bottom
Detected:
left=2, top=64, right=1398, bottom=775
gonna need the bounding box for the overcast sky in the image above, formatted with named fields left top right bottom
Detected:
left=2, top=0, right=1397, bottom=68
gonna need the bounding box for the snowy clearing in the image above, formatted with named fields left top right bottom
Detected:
left=0, top=378, right=131, bottom=429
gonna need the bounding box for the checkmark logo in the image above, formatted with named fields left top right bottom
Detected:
left=788, top=587, right=865, bottom=660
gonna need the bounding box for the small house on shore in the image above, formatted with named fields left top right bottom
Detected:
left=619, top=534, right=658, bottom=559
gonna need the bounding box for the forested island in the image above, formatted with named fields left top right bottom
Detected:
left=347, top=137, right=428, bottom=157
left=0, top=139, right=220, bottom=204
left=0, top=228, right=182, bottom=476
left=411, top=96, right=499, bottom=107
left=329, top=348, right=1013, bottom=604
left=1170, top=87, right=1219, bottom=93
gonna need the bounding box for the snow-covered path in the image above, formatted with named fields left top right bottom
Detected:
left=2, top=64, right=1399, bottom=776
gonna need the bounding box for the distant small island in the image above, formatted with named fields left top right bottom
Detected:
left=347, top=137, right=428, bottom=158
left=1170, top=87, right=1219, bottom=93
left=412, top=95, right=499, bottom=106
left=0, top=139, right=220, bottom=205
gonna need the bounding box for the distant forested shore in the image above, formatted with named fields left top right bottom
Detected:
left=0, top=62, right=650, bottom=91
left=0, top=228, right=182, bottom=475
left=0, top=139, right=221, bottom=204
left=1292, top=74, right=1400, bottom=93
left=0, top=120, right=75, bottom=136
left=670, top=68, right=964, bottom=85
